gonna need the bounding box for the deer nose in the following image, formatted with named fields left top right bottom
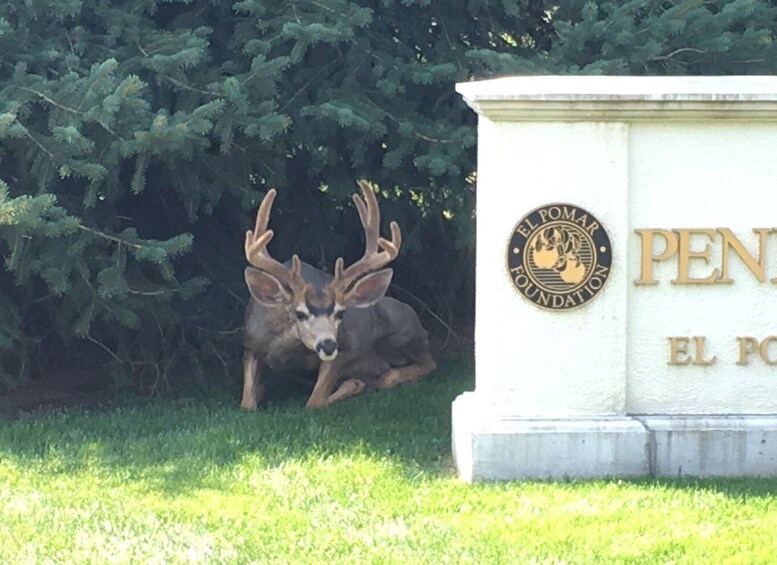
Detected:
left=316, top=339, right=338, bottom=358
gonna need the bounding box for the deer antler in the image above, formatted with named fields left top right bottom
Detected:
left=331, top=180, right=402, bottom=291
left=245, top=189, right=303, bottom=287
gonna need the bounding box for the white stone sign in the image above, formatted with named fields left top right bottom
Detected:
left=453, top=76, right=777, bottom=481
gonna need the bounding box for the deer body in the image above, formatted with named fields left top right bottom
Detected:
left=241, top=182, right=435, bottom=410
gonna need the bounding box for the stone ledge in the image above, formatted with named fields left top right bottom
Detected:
left=452, top=392, right=649, bottom=482
left=453, top=393, right=777, bottom=481
left=637, top=415, right=777, bottom=477
left=456, top=76, right=777, bottom=121
left=457, top=75, right=777, bottom=99
left=455, top=101, right=777, bottom=122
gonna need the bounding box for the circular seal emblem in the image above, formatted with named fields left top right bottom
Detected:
left=507, top=203, right=612, bottom=310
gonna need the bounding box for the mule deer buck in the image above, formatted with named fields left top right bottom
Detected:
left=241, top=180, right=436, bottom=409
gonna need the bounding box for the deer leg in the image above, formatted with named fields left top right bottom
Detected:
left=240, top=349, right=265, bottom=410
left=308, top=362, right=368, bottom=408
left=376, top=353, right=436, bottom=390
left=306, top=360, right=340, bottom=409
left=325, top=379, right=367, bottom=406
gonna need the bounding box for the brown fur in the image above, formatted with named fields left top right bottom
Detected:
left=240, top=180, right=435, bottom=410
left=241, top=261, right=435, bottom=409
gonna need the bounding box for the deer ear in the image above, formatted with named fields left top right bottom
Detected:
left=343, top=268, right=393, bottom=308
left=245, top=267, right=292, bottom=306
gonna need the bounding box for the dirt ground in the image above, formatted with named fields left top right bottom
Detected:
left=0, top=369, right=112, bottom=416
left=0, top=324, right=471, bottom=416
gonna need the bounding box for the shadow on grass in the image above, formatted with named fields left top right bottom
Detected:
left=0, top=357, right=475, bottom=495
left=619, top=475, right=777, bottom=499
left=3, top=354, right=777, bottom=500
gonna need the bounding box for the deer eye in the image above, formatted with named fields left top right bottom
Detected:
left=295, top=310, right=309, bottom=321
left=333, top=310, right=345, bottom=321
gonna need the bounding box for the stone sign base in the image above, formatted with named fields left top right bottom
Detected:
left=453, top=393, right=777, bottom=481
left=454, top=76, right=777, bottom=481
left=639, top=416, right=777, bottom=477
left=452, top=393, right=648, bottom=481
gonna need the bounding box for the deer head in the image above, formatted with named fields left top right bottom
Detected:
left=244, top=180, right=402, bottom=361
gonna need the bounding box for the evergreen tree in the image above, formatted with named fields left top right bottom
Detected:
left=1, top=0, right=776, bottom=390
left=470, top=1, right=777, bottom=75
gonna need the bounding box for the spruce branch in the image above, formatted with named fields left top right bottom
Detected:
left=382, top=109, right=454, bottom=144
left=17, top=87, right=80, bottom=114
left=76, top=225, right=143, bottom=249
left=162, top=74, right=220, bottom=96
left=78, top=60, right=118, bottom=112
left=651, top=48, right=707, bottom=61
left=277, top=61, right=334, bottom=112
left=86, top=333, right=123, bottom=363
left=127, top=287, right=178, bottom=296
left=22, top=129, right=57, bottom=161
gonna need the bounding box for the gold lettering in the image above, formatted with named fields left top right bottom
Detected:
left=668, top=336, right=691, bottom=365
left=692, top=336, right=716, bottom=366
left=635, top=227, right=777, bottom=285
left=538, top=207, right=563, bottom=223
left=573, top=289, right=585, bottom=302
left=561, top=207, right=601, bottom=235
left=673, top=229, right=719, bottom=284
left=737, top=336, right=759, bottom=365
left=635, top=229, right=677, bottom=285
left=718, top=228, right=771, bottom=283
left=593, top=264, right=609, bottom=278
left=585, top=221, right=600, bottom=236
left=511, top=265, right=529, bottom=289
left=760, top=336, right=777, bottom=365
left=668, top=336, right=716, bottom=366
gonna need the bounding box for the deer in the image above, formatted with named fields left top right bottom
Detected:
left=240, top=180, right=436, bottom=410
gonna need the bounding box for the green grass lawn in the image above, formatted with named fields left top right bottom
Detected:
left=1, top=357, right=776, bottom=564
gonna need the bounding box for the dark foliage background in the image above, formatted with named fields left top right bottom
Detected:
left=1, top=0, right=776, bottom=392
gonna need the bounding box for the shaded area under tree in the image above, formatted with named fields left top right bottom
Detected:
left=2, top=0, right=777, bottom=399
